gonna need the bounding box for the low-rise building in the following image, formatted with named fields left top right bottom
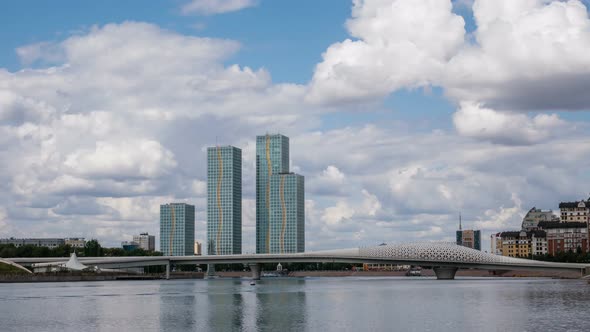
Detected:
left=133, top=233, right=155, bottom=251
left=65, top=238, right=86, bottom=248
left=122, top=241, right=140, bottom=251
left=0, top=238, right=65, bottom=248
left=194, top=241, right=202, bottom=255
left=363, top=263, right=411, bottom=271
left=531, top=230, right=547, bottom=256
left=499, top=231, right=531, bottom=258
left=559, top=198, right=590, bottom=223
left=490, top=233, right=503, bottom=255
left=538, top=221, right=588, bottom=255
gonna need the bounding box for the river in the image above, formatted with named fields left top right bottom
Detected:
left=1, top=277, right=589, bottom=331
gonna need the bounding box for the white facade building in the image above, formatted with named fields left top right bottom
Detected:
left=133, top=233, right=155, bottom=251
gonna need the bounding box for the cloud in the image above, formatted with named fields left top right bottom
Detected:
left=181, top=0, right=258, bottom=15
left=446, top=0, right=590, bottom=111
left=474, top=193, right=524, bottom=230
left=16, top=41, right=65, bottom=66
left=322, top=201, right=355, bottom=226
left=453, top=102, right=567, bottom=145
left=0, top=208, right=10, bottom=236
left=308, top=0, right=590, bottom=145
left=361, top=189, right=381, bottom=217
left=307, top=0, right=465, bottom=104
left=64, top=140, right=177, bottom=179
left=307, top=165, right=346, bottom=196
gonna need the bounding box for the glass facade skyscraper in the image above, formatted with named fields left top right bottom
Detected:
left=256, top=134, right=289, bottom=253
left=269, top=173, right=305, bottom=253
left=160, top=203, right=195, bottom=256
left=207, top=146, right=242, bottom=255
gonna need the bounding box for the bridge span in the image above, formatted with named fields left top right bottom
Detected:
left=7, top=243, right=590, bottom=280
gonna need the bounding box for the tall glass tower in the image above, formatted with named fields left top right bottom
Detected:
left=207, top=146, right=242, bottom=255
left=269, top=173, right=305, bottom=253
left=160, top=203, right=195, bottom=256
left=256, top=134, right=289, bottom=253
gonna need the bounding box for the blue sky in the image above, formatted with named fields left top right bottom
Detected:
left=1, top=0, right=590, bottom=250
left=0, top=0, right=351, bottom=83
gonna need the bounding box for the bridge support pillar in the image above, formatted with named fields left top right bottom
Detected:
left=165, top=262, right=170, bottom=280
left=206, top=264, right=216, bottom=278
left=249, top=263, right=261, bottom=280
left=433, top=267, right=458, bottom=280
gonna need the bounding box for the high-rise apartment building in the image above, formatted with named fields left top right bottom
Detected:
left=256, top=134, right=289, bottom=253
left=133, top=232, right=155, bottom=251
left=160, top=203, right=195, bottom=256
left=269, top=173, right=305, bottom=253
left=207, top=146, right=242, bottom=255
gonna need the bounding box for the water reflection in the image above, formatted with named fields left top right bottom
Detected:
left=158, top=281, right=197, bottom=331
left=1, top=278, right=590, bottom=332
left=205, top=279, right=244, bottom=331
left=254, top=279, right=307, bottom=331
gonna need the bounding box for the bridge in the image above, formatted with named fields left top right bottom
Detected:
left=7, top=242, right=590, bottom=280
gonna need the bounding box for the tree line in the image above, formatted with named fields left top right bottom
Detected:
left=0, top=239, right=162, bottom=258
left=532, top=247, right=590, bottom=263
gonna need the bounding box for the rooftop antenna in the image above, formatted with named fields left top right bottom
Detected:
left=459, top=212, right=462, bottom=231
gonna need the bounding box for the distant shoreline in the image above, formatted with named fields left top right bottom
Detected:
left=0, top=272, right=204, bottom=283
left=218, top=269, right=582, bottom=279
left=0, top=269, right=581, bottom=283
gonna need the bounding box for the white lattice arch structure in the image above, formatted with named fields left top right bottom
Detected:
left=8, top=242, right=590, bottom=280
left=358, top=242, right=543, bottom=266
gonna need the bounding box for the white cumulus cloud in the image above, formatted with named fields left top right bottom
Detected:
left=64, top=140, right=177, bottom=179
left=453, top=102, right=567, bottom=145
left=307, top=0, right=465, bottom=104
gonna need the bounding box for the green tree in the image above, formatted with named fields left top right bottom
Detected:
left=84, top=239, right=103, bottom=257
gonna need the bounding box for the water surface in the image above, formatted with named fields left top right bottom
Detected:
left=1, top=277, right=589, bottom=331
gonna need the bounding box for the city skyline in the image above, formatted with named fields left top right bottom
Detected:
left=1, top=0, right=590, bottom=253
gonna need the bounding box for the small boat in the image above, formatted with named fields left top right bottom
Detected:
left=250, top=281, right=256, bottom=286
left=405, top=267, right=422, bottom=276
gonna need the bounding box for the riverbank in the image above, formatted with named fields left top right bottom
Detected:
left=217, top=269, right=582, bottom=279
left=1, top=269, right=581, bottom=283
left=0, top=272, right=205, bottom=283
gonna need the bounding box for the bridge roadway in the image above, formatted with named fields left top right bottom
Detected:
left=7, top=243, right=590, bottom=280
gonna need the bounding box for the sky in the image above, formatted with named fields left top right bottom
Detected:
left=1, top=0, right=589, bottom=252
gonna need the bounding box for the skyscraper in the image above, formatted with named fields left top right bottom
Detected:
left=207, top=146, right=242, bottom=255
left=160, top=203, right=195, bottom=256
left=256, top=134, right=289, bottom=253
left=269, top=173, right=305, bottom=253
